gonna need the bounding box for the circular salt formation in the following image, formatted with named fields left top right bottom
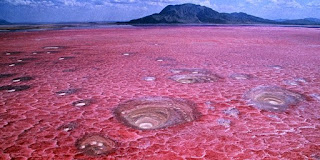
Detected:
left=59, top=56, right=74, bottom=60
left=43, top=46, right=65, bottom=50
left=230, top=73, right=253, bottom=80
left=76, top=134, right=116, bottom=156
left=170, top=68, right=210, bottom=75
left=12, top=76, right=34, bottom=82
left=244, top=86, right=303, bottom=112
left=3, top=51, right=22, bottom=56
left=170, top=74, right=222, bottom=84
left=143, top=76, right=156, bottom=81
left=113, top=97, right=200, bottom=130
left=7, top=62, right=27, bottom=67
left=56, top=88, right=79, bottom=96
left=72, top=99, right=92, bottom=107
left=58, top=121, right=78, bottom=132
left=18, top=58, right=37, bottom=61
left=0, top=85, right=31, bottom=92
left=0, top=73, right=16, bottom=79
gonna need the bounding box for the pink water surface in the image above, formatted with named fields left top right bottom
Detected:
left=0, top=26, right=319, bottom=159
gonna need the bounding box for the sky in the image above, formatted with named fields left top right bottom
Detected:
left=0, top=0, right=320, bottom=23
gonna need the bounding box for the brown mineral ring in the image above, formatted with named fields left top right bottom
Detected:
left=170, top=73, right=223, bottom=84
left=76, top=134, right=116, bottom=156
left=244, top=85, right=304, bottom=112
left=113, top=97, right=200, bottom=130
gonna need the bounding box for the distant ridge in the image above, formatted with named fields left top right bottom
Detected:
left=122, top=3, right=320, bottom=25
left=0, top=19, right=11, bottom=25
left=279, top=18, right=320, bottom=25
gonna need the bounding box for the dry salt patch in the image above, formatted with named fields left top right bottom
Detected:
left=217, top=118, right=231, bottom=128
left=45, top=51, right=60, bottom=54
left=143, top=76, right=156, bottom=81
left=230, top=73, right=253, bottom=80
left=170, top=73, right=223, bottom=84
left=58, top=121, right=78, bottom=132
left=269, top=65, right=283, bottom=70
left=7, top=62, right=27, bottom=67
left=58, top=56, right=75, bottom=60
left=0, top=85, right=31, bottom=92
left=12, top=76, right=34, bottom=82
left=284, top=78, right=308, bottom=86
left=62, top=68, right=77, bottom=72
left=43, top=46, right=65, bottom=50
left=122, top=52, right=134, bottom=56
left=310, top=93, right=320, bottom=102
left=3, top=51, right=22, bottom=56
left=0, top=73, right=16, bottom=78
left=223, top=108, right=240, bottom=118
left=56, top=88, right=79, bottom=96
left=170, top=68, right=211, bottom=75
left=31, top=51, right=44, bottom=55
left=204, top=101, right=215, bottom=110
left=72, top=99, right=92, bottom=107
left=155, top=57, right=176, bottom=62
left=17, top=58, right=38, bottom=62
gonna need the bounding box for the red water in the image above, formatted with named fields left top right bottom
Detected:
left=0, top=26, right=319, bottom=159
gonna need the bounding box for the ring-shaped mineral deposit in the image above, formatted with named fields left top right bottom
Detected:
left=76, top=134, right=116, bottom=156
left=43, top=46, right=65, bottom=50
left=170, top=68, right=211, bottom=75
left=170, top=73, right=222, bottom=84
left=230, top=73, right=253, bottom=80
left=12, top=76, right=34, bottom=82
left=56, top=88, right=79, bottom=96
left=244, top=85, right=303, bottom=112
left=0, top=73, right=16, bottom=78
left=113, top=97, right=200, bottom=130
left=72, top=99, right=92, bottom=107
left=0, top=85, right=31, bottom=92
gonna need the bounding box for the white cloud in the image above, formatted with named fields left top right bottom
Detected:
left=268, top=0, right=302, bottom=8
left=307, top=1, right=320, bottom=8
left=285, top=0, right=302, bottom=8
left=199, top=0, right=211, bottom=7
left=245, top=0, right=261, bottom=5
left=3, top=0, right=213, bottom=8
left=4, top=0, right=32, bottom=5
left=211, top=3, right=246, bottom=13
left=135, top=0, right=211, bottom=7
left=4, top=0, right=55, bottom=6
left=58, top=0, right=87, bottom=6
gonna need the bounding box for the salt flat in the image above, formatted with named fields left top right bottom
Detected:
left=0, top=26, right=319, bottom=159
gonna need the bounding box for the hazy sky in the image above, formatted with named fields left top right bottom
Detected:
left=1, top=0, right=320, bottom=23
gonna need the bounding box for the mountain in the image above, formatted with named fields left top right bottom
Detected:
left=126, top=3, right=275, bottom=24
left=0, top=19, right=11, bottom=25
left=280, top=18, right=320, bottom=25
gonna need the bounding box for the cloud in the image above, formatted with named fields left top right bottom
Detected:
left=245, top=0, right=261, bottom=5
left=307, top=1, right=320, bottom=8
left=58, top=0, right=89, bottom=6
left=285, top=0, right=302, bottom=8
left=268, top=0, right=302, bottom=9
left=4, top=0, right=32, bottom=5
left=2, top=0, right=213, bottom=8
left=4, top=0, right=55, bottom=6
left=199, top=0, right=211, bottom=7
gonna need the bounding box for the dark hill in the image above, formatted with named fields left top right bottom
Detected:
left=0, top=19, right=11, bottom=25
left=127, top=3, right=275, bottom=24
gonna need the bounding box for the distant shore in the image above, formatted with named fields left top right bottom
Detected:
left=1, top=23, right=320, bottom=32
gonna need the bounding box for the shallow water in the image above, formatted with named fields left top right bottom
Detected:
left=0, top=26, right=319, bottom=159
